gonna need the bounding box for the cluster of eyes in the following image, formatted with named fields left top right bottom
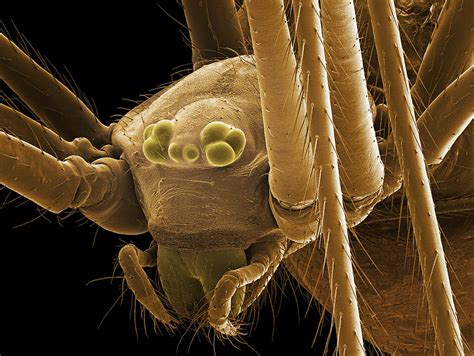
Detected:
left=142, top=120, right=246, bottom=167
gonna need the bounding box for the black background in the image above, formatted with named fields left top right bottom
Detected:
left=0, top=3, right=379, bottom=355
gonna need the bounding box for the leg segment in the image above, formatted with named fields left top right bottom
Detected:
left=381, top=65, right=473, bottom=177
left=292, top=1, right=365, bottom=354
left=417, top=65, right=473, bottom=165
left=411, top=0, right=473, bottom=113
left=0, top=104, right=108, bottom=161
left=0, top=34, right=109, bottom=146
left=368, top=1, right=464, bottom=354
left=208, top=234, right=287, bottom=335
left=241, top=234, right=288, bottom=310
left=246, top=0, right=316, bottom=242
left=119, top=244, right=175, bottom=326
left=317, top=0, right=384, bottom=198
left=182, top=0, right=246, bottom=70
left=0, top=132, right=147, bottom=234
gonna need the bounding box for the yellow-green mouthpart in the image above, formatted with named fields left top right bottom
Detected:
left=157, top=246, right=247, bottom=317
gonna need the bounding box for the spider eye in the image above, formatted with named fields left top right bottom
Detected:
left=205, top=141, right=236, bottom=167
left=143, top=137, right=167, bottom=163
left=224, top=128, right=246, bottom=156
left=143, top=124, right=155, bottom=140
left=143, top=120, right=176, bottom=163
left=200, top=121, right=246, bottom=167
left=183, top=143, right=200, bottom=163
left=168, top=142, right=184, bottom=162
left=200, top=121, right=231, bottom=146
left=151, top=119, right=175, bottom=146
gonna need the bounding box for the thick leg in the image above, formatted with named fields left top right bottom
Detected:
left=119, top=244, right=175, bottom=326
left=318, top=0, right=384, bottom=199
left=0, top=34, right=109, bottom=146
left=246, top=0, right=316, bottom=242
left=208, top=235, right=287, bottom=335
left=0, top=104, right=109, bottom=161
left=182, top=0, right=246, bottom=70
left=293, top=1, right=365, bottom=354
left=0, top=132, right=147, bottom=234
left=411, top=0, right=473, bottom=113
left=417, top=65, right=473, bottom=165
left=368, top=1, right=464, bottom=354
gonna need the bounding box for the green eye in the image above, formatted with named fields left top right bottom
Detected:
left=168, top=143, right=183, bottom=162
left=200, top=121, right=247, bottom=167
left=225, top=128, right=246, bottom=156
left=205, top=141, right=236, bottom=167
left=143, top=137, right=167, bottom=163
left=151, top=119, right=175, bottom=147
left=143, top=124, right=155, bottom=140
left=183, top=144, right=200, bottom=162
left=200, top=121, right=231, bottom=146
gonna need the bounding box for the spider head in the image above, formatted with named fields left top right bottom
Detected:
left=112, top=56, right=279, bottom=251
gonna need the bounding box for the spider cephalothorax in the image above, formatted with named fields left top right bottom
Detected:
left=115, top=58, right=276, bottom=252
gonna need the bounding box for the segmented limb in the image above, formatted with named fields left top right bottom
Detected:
left=0, top=104, right=109, bottom=161
left=411, top=0, right=473, bottom=113
left=208, top=235, right=287, bottom=335
left=318, top=0, right=384, bottom=198
left=0, top=132, right=147, bottom=234
left=417, top=65, right=473, bottom=165
left=119, top=244, right=176, bottom=326
left=293, top=1, right=365, bottom=354
left=368, top=1, right=464, bottom=354
left=182, top=0, right=246, bottom=70
left=0, top=34, right=109, bottom=146
left=236, top=2, right=252, bottom=53
left=246, top=0, right=316, bottom=236
left=382, top=65, right=473, bottom=176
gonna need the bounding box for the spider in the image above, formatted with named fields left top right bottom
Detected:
left=1, top=1, right=472, bottom=355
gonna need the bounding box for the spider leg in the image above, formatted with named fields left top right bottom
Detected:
left=0, top=104, right=110, bottom=161
left=0, top=132, right=147, bottom=234
left=236, top=2, right=251, bottom=54
left=182, top=0, right=246, bottom=70
left=381, top=65, right=473, bottom=179
left=411, top=0, right=473, bottom=113
left=241, top=236, right=288, bottom=311
left=246, top=0, right=317, bottom=243
left=0, top=34, right=110, bottom=147
left=316, top=0, right=384, bottom=199
left=119, top=244, right=176, bottom=326
left=417, top=65, right=473, bottom=166
left=208, top=234, right=287, bottom=335
left=368, top=1, right=464, bottom=353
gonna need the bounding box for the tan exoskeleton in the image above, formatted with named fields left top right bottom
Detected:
left=1, top=0, right=472, bottom=354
